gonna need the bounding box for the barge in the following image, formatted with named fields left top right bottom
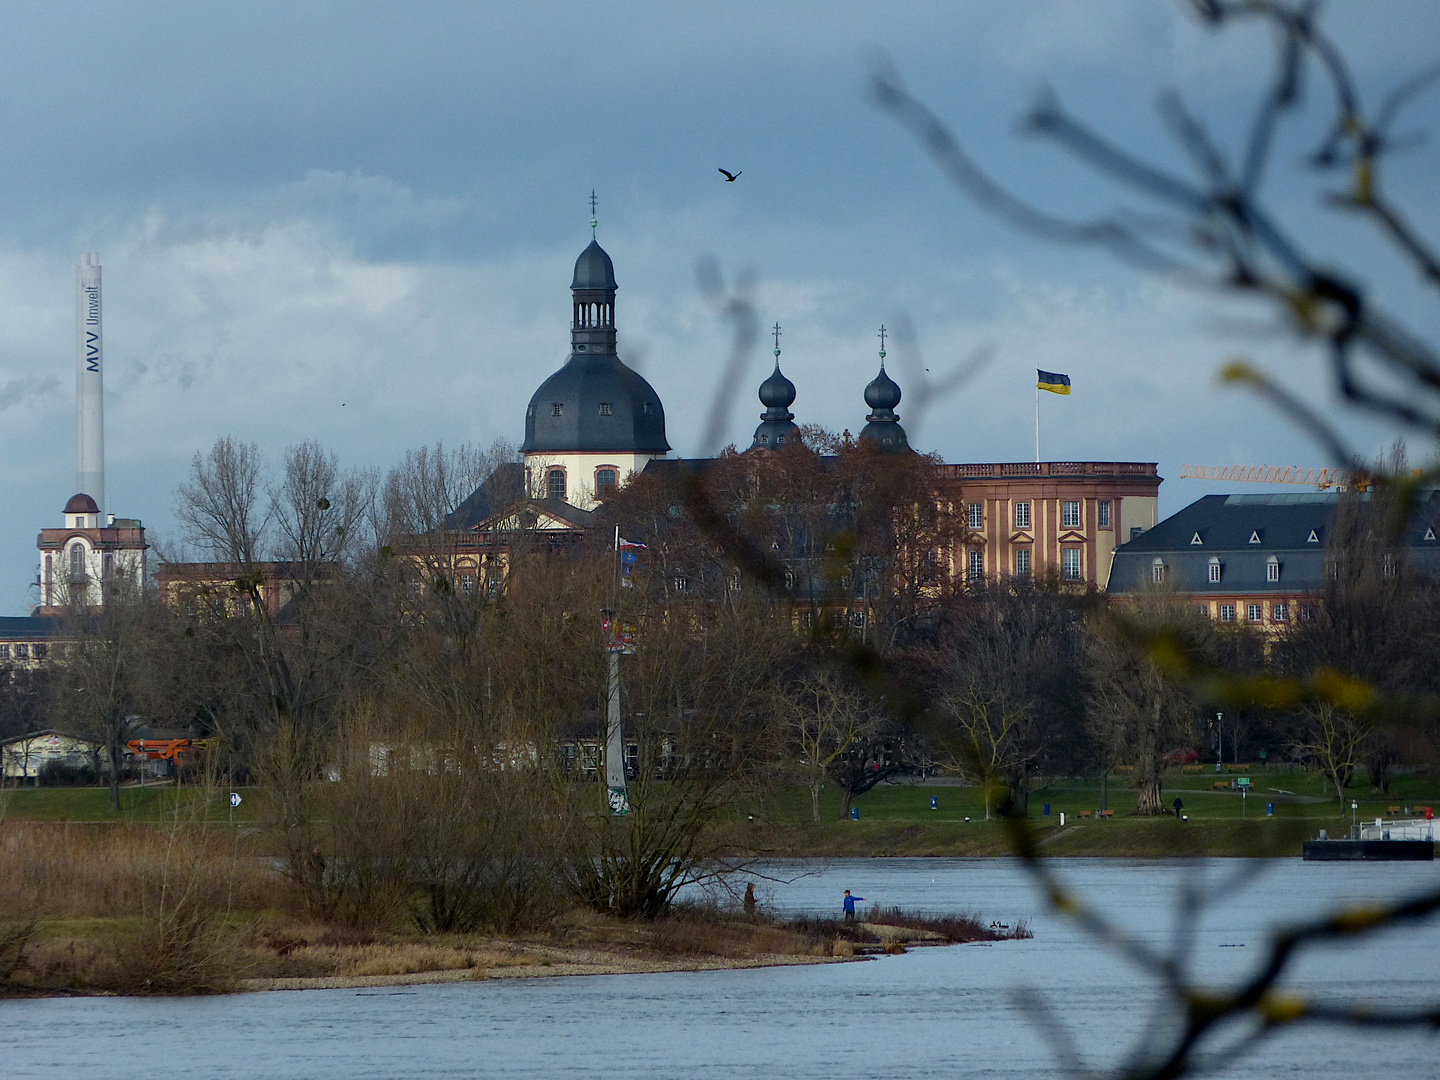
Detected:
left=1303, top=817, right=1436, bottom=861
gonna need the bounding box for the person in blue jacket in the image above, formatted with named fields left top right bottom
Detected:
left=842, top=889, right=864, bottom=922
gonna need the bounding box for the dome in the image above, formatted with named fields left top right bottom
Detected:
left=65, top=493, right=99, bottom=514
left=750, top=362, right=799, bottom=451
left=523, top=354, right=670, bottom=454
left=571, top=241, right=617, bottom=291
left=859, top=364, right=909, bottom=452
left=864, top=367, right=901, bottom=411
left=758, top=366, right=797, bottom=410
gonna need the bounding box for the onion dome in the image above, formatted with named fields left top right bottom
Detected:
left=751, top=323, right=800, bottom=451
left=64, top=493, right=100, bottom=514
left=858, top=326, right=909, bottom=452
left=522, top=222, right=670, bottom=455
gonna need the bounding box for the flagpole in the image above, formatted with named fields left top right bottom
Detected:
left=1035, top=382, right=1040, bottom=464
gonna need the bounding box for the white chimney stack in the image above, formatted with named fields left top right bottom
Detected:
left=77, top=253, right=104, bottom=513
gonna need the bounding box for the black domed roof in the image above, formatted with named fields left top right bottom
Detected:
left=571, top=241, right=616, bottom=290
left=523, top=354, right=669, bottom=454
left=751, top=363, right=800, bottom=451
left=864, top=367, right=901, bottom=411
left=65, top=493, right=99, bottom=514
left=759, top=366, right=796, bottom=410
left=859, top=364, right=909, bottom=452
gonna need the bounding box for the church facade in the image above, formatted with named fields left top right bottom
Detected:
left=485, top=229, right=1160, bottom=591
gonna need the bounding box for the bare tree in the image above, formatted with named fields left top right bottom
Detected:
left=788, top=666, right=871, bottom=822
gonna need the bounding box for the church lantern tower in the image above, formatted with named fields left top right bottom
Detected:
left=750, top=322, right=800, bottom=451
left=858, top=325, right=909, bottom=452
left=521, top=198, right=669, bottom=510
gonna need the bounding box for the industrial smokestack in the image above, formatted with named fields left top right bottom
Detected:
left=76, top=253, right=104, bottom=513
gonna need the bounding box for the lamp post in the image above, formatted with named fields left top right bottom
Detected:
left=1215, top=712, right=1223, bottom=773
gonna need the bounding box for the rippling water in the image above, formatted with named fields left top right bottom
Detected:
left=5, top=858, right=1438, bottom=1079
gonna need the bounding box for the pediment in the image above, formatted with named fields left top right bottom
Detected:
left=1009, top=531, right=1034, bottom=545
left=1058, top=530, right=1086, bottom=544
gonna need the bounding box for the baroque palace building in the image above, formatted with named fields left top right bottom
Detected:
left=434, top=226, right=1162, bottom=592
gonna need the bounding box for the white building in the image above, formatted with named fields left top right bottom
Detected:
left=36, top=493, right=147, bottom=615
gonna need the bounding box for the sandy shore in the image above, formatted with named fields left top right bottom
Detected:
left=239, top=950, right=856, bottom=993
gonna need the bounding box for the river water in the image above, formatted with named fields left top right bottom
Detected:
left=4, top=858, right=1438, bottom=1079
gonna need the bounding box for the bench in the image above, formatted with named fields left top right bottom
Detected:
left=1388, top=806, right=1403, bottom=814
left=1098, top=809, right=1115, bottom=819
left=1213, top=781, right=1231, bottom=790
left=1079, top=810, right=1093, bottom=819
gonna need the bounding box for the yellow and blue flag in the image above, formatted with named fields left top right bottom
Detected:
left=1037, top=369, right=1071, bottom=395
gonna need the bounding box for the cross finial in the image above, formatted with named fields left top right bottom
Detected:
left=877, top=324, right=887, bottom=366
left=589, top=190, right=598, bottom=238
left=772, top=322, right=782, bottom=365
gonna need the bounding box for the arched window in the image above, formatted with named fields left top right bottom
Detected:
left=595, top=468, right=618, bottom=497
left=1151, top=558, right=1165, bottom=584
left=547, top=468, right=567, bottom=501
left=1266, top=555, right=1281, bottom=582
left=70, top=544, right=85, bottom=577
left=1208, top=556, right=1222, bottom=583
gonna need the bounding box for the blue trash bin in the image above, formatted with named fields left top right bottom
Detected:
left=930, top=796, right=938, bottom=811
left=1043, top=803, right=1051, bottom=817
left=851, top=806, right=859, bottom=821
left=1267, top=802, right=1275, bottom=816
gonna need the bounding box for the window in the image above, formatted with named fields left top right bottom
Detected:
left=1208, top=557, right=1222, bottom=584
left=1130, top=527, right=1143, bottom=541
left=595, top=468, right=618, bottom=497
left=1063, top=548, right=1083, bottom=581
left=852, top=610, right=866, bottom=630
left=32, top=644, right=46, bottom=660
left=1151, top=558, right=1165, bottom=584
left=487, top=580, right=502, bottom=597
left=1013, top=502, right=1031, bottom=530
left=673, top=575, right=689, bottom=593
left=460, top=574, right=474, bottom=594
left=1220, top=605, right=1235, bottom=622
left=14, top=644, right=29, bottom=659
left=546, top=468, right=566, bottom=501
left=1382, top=554, right=1396, bottom=579
left=642, top=402, right=652, bottom=415
left=69, top=545, right=84, bottom=576
left=1097, top=501, right=1111, bottom=528
left=1247, top=604, right=1263, bottom=622
left=1267, top=557, right=1280, bottom=582
left=1299, top=604, right=1314, bottom=621
left=1014, top=548, right=1031, bottom=578
left=550, top=402, right=563, bottom=417
left=599, top=402, right=612, bottom=416
left=968, top=549, right=984, bottom=583
left=967, top=503, right=984, bottom=530
left=102, top=553, right=114, bottom=579
left=1062, top=501, right=1081, bottom=528
left=1196, top=606, right=1209, bottom=619
left=0, top=645, right=9, bottom=659
left=1273, top=603, right=1289, bottom=622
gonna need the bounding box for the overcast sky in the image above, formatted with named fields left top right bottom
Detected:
left=1, top=1, right=1437, bottom=613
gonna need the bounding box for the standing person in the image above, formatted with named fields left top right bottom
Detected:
left=743, top=883, right=757, bottom=918
left=1173, top=796, right=1184, bottom=819
left=842, top=889, right=864, bottom=922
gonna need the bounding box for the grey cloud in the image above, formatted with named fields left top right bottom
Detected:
left=0, top=375, right=60, bottom=411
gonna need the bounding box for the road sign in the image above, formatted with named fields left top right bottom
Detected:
left=1237, top=777, right=1251, bottom=788
left=229, top=792, right=242, bottom=809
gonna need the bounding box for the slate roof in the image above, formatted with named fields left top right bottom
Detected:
left=1108, top=491, right=1440, bottom=596
left=0, top=616, right=59, bottom=640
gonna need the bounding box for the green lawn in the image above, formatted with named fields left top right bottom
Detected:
left=0, top=784, right=258, bottom=823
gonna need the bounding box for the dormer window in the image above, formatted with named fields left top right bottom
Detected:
left=1307, top=529, right=1320, bottom=543
left=1151, top=558, right=1165, bottom=584
left=1208, top=557, right=1222, bottom=583
left=1191, top=532, right=1203, bottom=546
left=642, top=402, right=652, bottom=415
left=599, top=402, right=612, bottom=416
left=1248, top=530, right=1262, bottom=544
left=1267, top=555, right=1280, bottom=582
left=551, top=403, right=563, bottom=417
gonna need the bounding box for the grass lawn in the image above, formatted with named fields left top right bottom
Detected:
left=731, top=767, right=1437, bottom=857
left=0, top=784, right=258, bottom=824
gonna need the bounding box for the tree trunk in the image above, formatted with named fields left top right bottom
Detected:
left=809, top=774, right=822, bottom=822
left=1133, top=698, right=1165, bottom=815
left=107, top=724, right=122, bottom=813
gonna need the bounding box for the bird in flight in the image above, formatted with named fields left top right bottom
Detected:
left=718, top=168, right=741, bottom=182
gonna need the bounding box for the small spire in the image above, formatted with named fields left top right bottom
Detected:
left=589, top=190, right=598, bottom=239
left=773, top=322, right=782, bottom=367
left=877, top=324, right=887, bottom=369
